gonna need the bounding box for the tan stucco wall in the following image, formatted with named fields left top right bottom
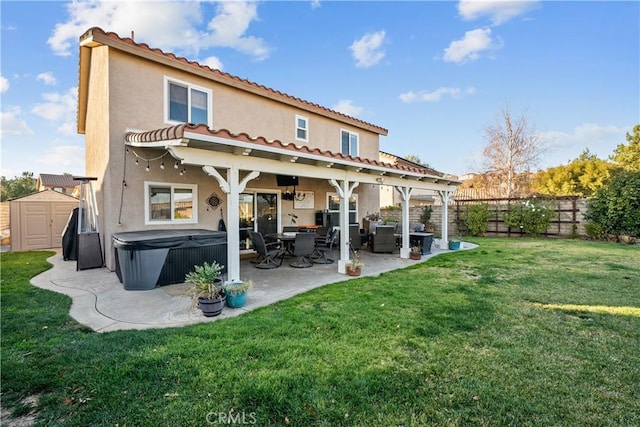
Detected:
left=86, top=48, right=382, bottom=270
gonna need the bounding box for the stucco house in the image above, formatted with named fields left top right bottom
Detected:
left=77, top=27, right=459, bottom=282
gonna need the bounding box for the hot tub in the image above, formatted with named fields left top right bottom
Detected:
left=112, top=229, right=227, bottom=291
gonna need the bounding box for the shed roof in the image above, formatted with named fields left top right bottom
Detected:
left=38, top=174, right=83, bottom=189
left=9, top=189, right=78, bottom=203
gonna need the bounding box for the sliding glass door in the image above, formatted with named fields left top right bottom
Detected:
left=239, top=191, right=279, bottom=251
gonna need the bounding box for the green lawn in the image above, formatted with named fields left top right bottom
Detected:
left=1, top=239, right=639, bottom=426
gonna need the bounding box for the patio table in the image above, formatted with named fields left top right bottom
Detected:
left=265, top=232, right=298, bottom=258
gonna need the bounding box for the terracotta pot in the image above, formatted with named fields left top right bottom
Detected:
left=410, top=251, right=421, bottom=260
left=346, top=266, right=362, bottom=276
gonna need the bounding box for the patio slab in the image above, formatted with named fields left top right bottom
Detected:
left=30, top=243, right=475, bottom=332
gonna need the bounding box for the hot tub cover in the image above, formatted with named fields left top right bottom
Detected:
left=112, top=229, right=226, bottom=250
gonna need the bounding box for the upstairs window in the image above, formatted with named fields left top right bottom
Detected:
left=165, top=77, right=212, bottom=127
left=295, top=115, right=308, bottom=142
left=341, top=129, right=359, bottom=156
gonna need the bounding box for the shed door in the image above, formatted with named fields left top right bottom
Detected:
left=51, top=203, right=74, bottom=247
left=19, top=202, right=75, bottom=250
left=20, top=202, right=51, bottom=250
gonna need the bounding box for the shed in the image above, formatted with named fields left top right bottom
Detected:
left=9, top=189, right=78, bottom=251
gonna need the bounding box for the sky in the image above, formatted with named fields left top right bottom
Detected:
left=1, top=0, right=639, bottom=180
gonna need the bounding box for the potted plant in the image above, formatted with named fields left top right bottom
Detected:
left=448, top=238, right=461, bottom=250
left=420, top=206, right=437, bottom=233
left=224, top=280, right=253, bottom=308
left=346, top=251, right=364, bottom=276
left=185, top=261, right=225, bottom=317
left=409, top=245, right=422, bottom=260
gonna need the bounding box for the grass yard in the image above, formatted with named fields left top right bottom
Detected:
left=1, top=238, right=639, bottom=426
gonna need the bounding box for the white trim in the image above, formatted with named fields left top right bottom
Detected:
left=340, top=128, right=359, bottom=156
left=144, top=181, right=198, bottom=225
left=163, top=76, right=213, bottom=127
left=326, top=192, right=358, bottom=217
left=295, top=114, right=308, bottom=142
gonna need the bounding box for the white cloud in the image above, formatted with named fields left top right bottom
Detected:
left=36, top=145, right=85, bottom=171
left=542, top=123, right=627, bottom=148
left=0, top=107, right=34, bottom=136
left=443, top=28, right=499, bottom=63
left=350, top=30, right=386, bottom=68
left=399, top=87, right=477, bottom=103
left=56, top=121, right=77, bottom=137
left=540, top=123, right=629, bottom=166
left=332, top=100, right=364, bottom=117
left=201, top=56, right=224, bottom=71
left=30, top=87, right=77, bottom=135
left=37, top=72, right=57, bottom=86
left=48, top=0, right=270, bottom=61
left=311, top=0, right=321, bottom=9
left=458, top=0, right=539, bottom=25
left=0, top=75, right=8, bottom=93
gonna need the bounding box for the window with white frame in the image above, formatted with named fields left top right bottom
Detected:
left=340, top=129, right=359, bottom=156
left=327, top=192, right=358, bottom=216
left=164, top=77, right=212, bottom=127
left=295, top=115, right=308, bottom=142
left=145, top=182, right=197, bottom=224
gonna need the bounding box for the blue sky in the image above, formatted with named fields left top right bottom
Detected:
left=1, top=0, right=638, bottom=179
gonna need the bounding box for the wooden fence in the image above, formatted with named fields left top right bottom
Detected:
left=454, top=196, right=587, bottom=238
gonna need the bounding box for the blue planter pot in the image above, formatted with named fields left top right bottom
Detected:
left=226, top=292, right=248, bottom=308
left=448, top=241, right=461, bottom=250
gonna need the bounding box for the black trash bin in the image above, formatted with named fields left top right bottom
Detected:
left=112, top=229, right=227, bottom=291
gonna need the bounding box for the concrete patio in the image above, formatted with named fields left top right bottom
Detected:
left=31, top=242, right=474, bottom=333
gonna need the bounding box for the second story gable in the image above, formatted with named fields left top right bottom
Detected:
left=77, top=28, right=388, bottom=162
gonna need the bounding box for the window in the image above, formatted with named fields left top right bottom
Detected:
left=327, top=192, right=358, bottom=215
left=295, top=115, right=308, bottom=142
left=165, top=77, right=212, bottom=127
left=145, top=182, right=197, bottom=224
left=341, top=129, right=359, bottom=156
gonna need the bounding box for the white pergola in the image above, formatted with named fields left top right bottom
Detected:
left=126, top=124, right=459, bottom=283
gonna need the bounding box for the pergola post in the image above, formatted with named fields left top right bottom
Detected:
left=437, top=190, right=454, bottom=249
left=395, top=185, right=413, bottom=259
left=203, top=165, right=259, bottom=282
left=330, top=178, right=359, bottom=274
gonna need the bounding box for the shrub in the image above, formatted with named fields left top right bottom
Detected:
left=503, top=197, right=554, bottom=236
left=584, top=169, right=640, bottom=238
left=465, top=203, right=491, bottom=236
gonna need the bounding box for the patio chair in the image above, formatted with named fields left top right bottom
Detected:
left=370, top=225, right=396, bottom=253
left=311, top=228, right=336, bottom=264
left=349, top=223, right=362, bottom=250
left=289, top=232, right=316, bottom=268
left=249, top=231, right=284, bottom=269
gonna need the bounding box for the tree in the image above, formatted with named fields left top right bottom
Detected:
left=611, top=124, right=640, bottom=171
left=584, top=169, right=640, bottom=238
left=404, top=154, right=431, bottom=169
left=0, top=172, right=37, bottom=201
left=482, top=107, right=545, bottom=198
left=532, top=149, right=612, bottom=197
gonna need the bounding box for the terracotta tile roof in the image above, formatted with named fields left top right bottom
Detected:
left=38, top=174, right=83, bottom=188
left=379, top=150, right=446, bottom=178
left=125, top=124, right=443, bottom=178
left=80, top=27, right=388, bottom=136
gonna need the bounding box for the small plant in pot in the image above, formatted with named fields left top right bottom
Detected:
left=409, top=245, right=422, bottom=260
left=346, top=251, right=364, bottom=276
left=185, top=261, right=225, bottom=317
left=224, top=280, right=253, bottom=308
